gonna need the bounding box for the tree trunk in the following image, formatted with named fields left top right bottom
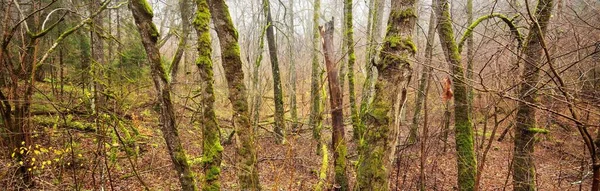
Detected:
left=357, top=0, right=385, bottom=140
left=512, top=0, right=554, bottom=190
left=343, top=0, right=359, bottom=140
left=319, top=20, right=349, bottom=191
left=357, top=0, right=416, bottom=189
left=170, top=0, right=192, bottom=82
left=409, top=10, right=437, bottom=143
left=310, top=0, right=323, bottom=155
left=288, top=0, right=298, bottom=131
left=128, top=1, right=198, bottom=190
left=466, top=0, right=474, bottom=118
left=261, top=0, right=286, bottom=143
left=193, top=0, right=223, bottom=189
left=208, top=0, right=261, bottom=189
left=252, top=24, right=267, bottom=130
left=433, top=0, right=477, bottom=190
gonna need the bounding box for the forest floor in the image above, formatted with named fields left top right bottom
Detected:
left=0, top=82, right=594, bottom=190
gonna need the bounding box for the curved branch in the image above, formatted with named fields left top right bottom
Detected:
left=458, top=13, right=523, bottom=53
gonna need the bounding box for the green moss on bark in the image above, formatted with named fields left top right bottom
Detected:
left=208, top=0, right=261, bottom=189
left=357, top=1, right=415, bottom=190
left=433, top=0, right=477, bottom=190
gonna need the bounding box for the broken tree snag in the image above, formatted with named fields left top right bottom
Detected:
left=319, top=19, right=349, bottom=191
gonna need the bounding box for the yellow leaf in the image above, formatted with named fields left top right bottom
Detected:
left=31, top=158, right=36, bottom=162
left=19, top=161, right=23, bottom=165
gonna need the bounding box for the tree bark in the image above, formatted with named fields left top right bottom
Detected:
left=128, top=1, right=198, bottom=190
left=433, top=0, right=477, bottom=189
left=357, top=0, right=385, bottom=140
left=409, top=9, right=437, bottom=143
left=208, top=0, right=261, bottom=189
left=357, top=0, right=416, bottom=189
left=319, top=20, right=349, bottom=191
left=169, top=0, right=192, bottom=82
left=261, top=0, right=286, bottom=143
left=343, top=0, right=359, bottom=141
left=310, top=0, right=323, bottom=155
left=193, top=0, right=223, bottom=189
left=288, top=0, right=298, bottom=131
left=512, top=0, right=554, bottom=190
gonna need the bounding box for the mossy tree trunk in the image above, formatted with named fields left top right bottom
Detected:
left=261, top=0, right=286, bottom=143
left=128, top=1, right=198, bottom=190
left=409, top=9, right=437, bottom=144
left=192, top=0, right=223, bottom=190
left=356, top=0, right=416, bottom=189
left=310, top=0, right=324, bottom=155
left=433, top=0, right=477, bottom=190
left=319, top=20, right=349, bottom=191
left=357, top=0, right=385, bottom=140
left=343, top=0, right=359, bottom=139
left=207, top=0, right=261, bottom=189
left=512, top=0, right=554, bottom=190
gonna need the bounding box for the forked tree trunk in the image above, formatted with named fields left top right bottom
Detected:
left=320, top=20, right=349, bottom=191
left=261, top=0, right=286, bottom=143
left=512, top=0, right=554, bottom=190
left=356, top=0, right=416, bottom=189
left=192, top=0, right=223, bottom=189
left=208, top=0, right=261, bottom=189
left=128, top=1, right=198, bottom=190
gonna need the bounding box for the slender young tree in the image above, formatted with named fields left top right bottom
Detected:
left=409, top=8, right=437, bottom=144
left=128, top=0, right=198, bottom=190
left=288, top=0, right=298, bottom=131
left=343, top=0, right=359, bottom=136
left=261, top=0, right=286, bottom=143
left=193, top=0, right=223, bottom=189
left=356, top=0, right=416, bottom=189
left=513, top=0, right=554, bottom=190
left=170, top=0, right=192, bottom=81
left=208, top=0, right=261, bottom=189
left=320, top=20, right=349, bottom=191
left=466, top=0, right=474, bottom=114
left=310, top=0, right=324, bottom=155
